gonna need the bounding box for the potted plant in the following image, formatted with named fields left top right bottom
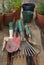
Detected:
left=36, top=1, right=44, bottom=28
left=0, top=4, right=4, bottom=30
left=11, top=0, right=22, bottom=21
left=4, top=0, right=14, bottom=26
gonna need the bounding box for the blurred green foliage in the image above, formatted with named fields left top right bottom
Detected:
left=9, top=0, right=22, bottom=10
left=1, top=0, right=22, bottom=13
left=36, top=0, right=44, bottom=15
left=0, top=4, right=3, bottom=14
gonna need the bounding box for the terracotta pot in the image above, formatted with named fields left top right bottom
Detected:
left=0, top=14, right=4, bottom=30
left=14, top=7, right=21, bottom=21
left=4, top=12, right=14, bottom=26
left=36, top=13, right=44, bottom=28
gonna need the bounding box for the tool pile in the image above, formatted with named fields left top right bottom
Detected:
left=2, top=20, right=40, bottom=56
left=2, top=20, right=41, bottom=65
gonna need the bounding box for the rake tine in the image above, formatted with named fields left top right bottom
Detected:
left=27, top=46, right=33, bottom=56
left=26, top=41, right=38, bottom=54
left=24, top=49, right=27, bottom=55
left=26, top=47, right=31, bottom=56
left=27, top=44, right=35, bottom=55
left=25, top=43, right=32, bottom=56
left=25, top=42, right=35, bottom=55
left=25, top=45, right=33, bottom=56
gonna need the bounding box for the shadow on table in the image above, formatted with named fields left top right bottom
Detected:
left=35, top=19, right=44, bottom=50
left=26, top=56, right=35, bottom=65
left=41, top=31, right=44, bottom=50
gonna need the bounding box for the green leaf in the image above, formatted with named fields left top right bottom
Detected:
left=36, top=2, right=44, bottom=15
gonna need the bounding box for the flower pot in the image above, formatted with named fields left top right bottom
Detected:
left=22, top=11, right=33, bottom=23
left=4, top=12, right=14, bottom=26
left=36, top=13, right=44, bottom=28
left=22, top=3, right=35, bottom=12
left=0, top=14, right=4, bottom=30
left=14, top=7, right=21, bottom=21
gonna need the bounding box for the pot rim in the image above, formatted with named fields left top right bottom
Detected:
left=22, top=3, right=35, bottom=8
left=37, top=12, right=44, bottom=17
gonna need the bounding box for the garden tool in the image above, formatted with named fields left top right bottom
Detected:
left=24, top=24, right=37, bottom=45
left=9, top=22, right=13, bottom=39
left=24, top=24, right=32, bottom=39
left=6, top=23, right=20, bottom=53
left=17, top=20, right=25, bottom=41
left=19, top=37, right=40, bottom=56
left=20, top=40, right=35, bottom=56
left=6, top=37, right=20, bottom=53
left=6, top=22, right=21, bottom=65
left=24, top=40, right=41, bottom=56
left=14, top=26, right=18, bottom=37
left=2, top=22, right=14, bottom=51
left=17, top=20, right=40, bottom=56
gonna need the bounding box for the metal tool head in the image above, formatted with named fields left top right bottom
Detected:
left=6, top=35, right=20, bottom=53
left=20, top=39, right=40, bottom=56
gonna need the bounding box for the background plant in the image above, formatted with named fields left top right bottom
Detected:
left=4, top=0, right=12, bottom=13
left=36, top=0, right=44, bottom=15
left=0, top=4, right=3, bottom=14
left=11, top=0, right=22, bottom=10
left=0, top=0, right=22, bottom=13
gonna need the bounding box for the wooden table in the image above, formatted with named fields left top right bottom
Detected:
left=0, top=20, right=41, bottom=65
